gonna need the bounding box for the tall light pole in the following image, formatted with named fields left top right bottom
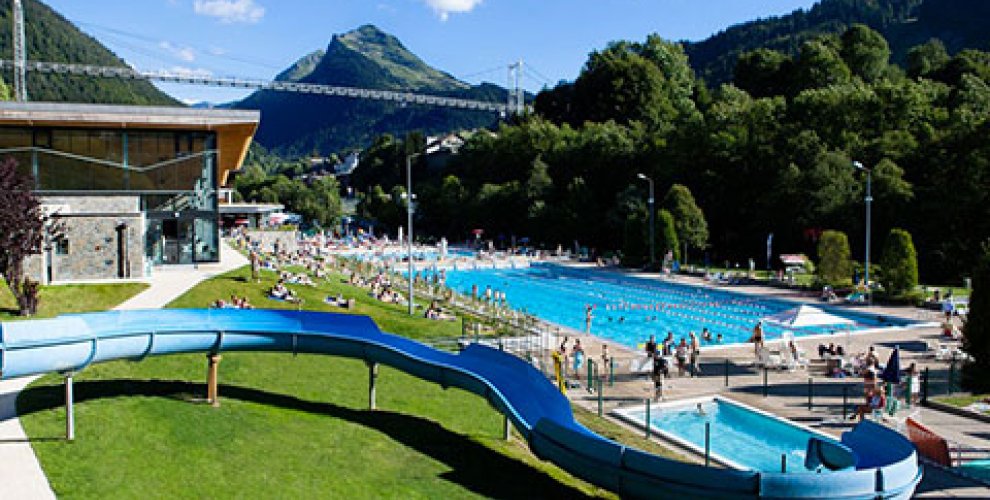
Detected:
left=853, top=161, right=872, bottom=305
left=637, top=173, right=655, bottom=268
left=406, top=152, right=422, bottom=315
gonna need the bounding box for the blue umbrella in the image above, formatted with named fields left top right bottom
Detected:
left=881, top=346, right=901, bottom=384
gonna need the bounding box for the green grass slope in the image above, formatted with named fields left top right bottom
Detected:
left=18, top=264, right=683, bottom=498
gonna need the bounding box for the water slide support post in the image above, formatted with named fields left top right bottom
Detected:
left=207, top=353, right=222, bottom=407
left=368, top=361, right=378, bottom=411
left=65, top=373, right=74, bottom=441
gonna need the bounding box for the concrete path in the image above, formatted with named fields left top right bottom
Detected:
left=0, top=242, right=247, bottom=499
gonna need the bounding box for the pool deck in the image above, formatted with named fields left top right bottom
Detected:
left=548, top=265, right=988, bottom=497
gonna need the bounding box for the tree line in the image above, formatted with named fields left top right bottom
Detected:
left=354, top=25, right=989, bottom=284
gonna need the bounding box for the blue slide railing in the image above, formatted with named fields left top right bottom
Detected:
left=0, top=309, right=921, bottom=499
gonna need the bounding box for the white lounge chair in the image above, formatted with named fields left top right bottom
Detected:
left=755, top=347, right=784, bottom=369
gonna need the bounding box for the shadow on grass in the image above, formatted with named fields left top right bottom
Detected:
left=18, top=379, right=594, bottom=499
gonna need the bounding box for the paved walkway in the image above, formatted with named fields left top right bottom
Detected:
left=0, top=242, right=247, bottom=499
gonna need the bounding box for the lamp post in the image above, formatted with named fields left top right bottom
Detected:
left=637, top=173, right=655, bottom=268
left=853, top=161, right=872, bottom=305
left=406, top=152, right=422, bottom=315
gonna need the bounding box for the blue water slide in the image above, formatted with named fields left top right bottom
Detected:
left=0, top=309, right=921, bottom=498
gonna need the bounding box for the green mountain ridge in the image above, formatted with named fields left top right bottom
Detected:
left=684, top=0, right=990, bottom=85
left=0, top=0, right=177, bottom=105
left=276, top=49, right=325, bottom=83
left=235, top=24, right=509, bottom=156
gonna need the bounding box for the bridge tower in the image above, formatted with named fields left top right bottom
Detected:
left=507, top=59, right=524, bottom=117
left=12, top=0, right=27, bottom=101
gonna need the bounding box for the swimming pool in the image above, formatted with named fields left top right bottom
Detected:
left=442, top=264, right=913, bottom=348
left=615, top=397, right=841, bottom=472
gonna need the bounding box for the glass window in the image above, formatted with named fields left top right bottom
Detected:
left=193, top=216, right=219, bottom=262
left=55, top=237, right=69, bottom=255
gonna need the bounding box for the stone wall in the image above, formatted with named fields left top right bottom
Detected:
left=24, top=195, right=146, bottom=283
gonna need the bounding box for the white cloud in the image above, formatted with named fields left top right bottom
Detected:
left=169, top=66, right=214, bottom=78
left=424, top=0, right=482, bottom=21
left=159, top=41, right=196, bottom=62
left=193, top=0, right=265, bottom=24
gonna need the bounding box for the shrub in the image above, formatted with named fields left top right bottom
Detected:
left=879, top=228, right=919, bottom=296
left=817, top=230, right=852, bottom=286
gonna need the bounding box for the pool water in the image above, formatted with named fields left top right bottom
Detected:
left=442, top=264, right=906, bottom=348
left=622, top=399, right=837, bottom=472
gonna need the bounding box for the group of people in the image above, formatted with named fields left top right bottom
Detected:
left=269, top=279, right=301, bottom=303
left=424, top=300, right=456, bottom=321
left=557, top=337, right=615, bottom=390
left=212, top=294, right=254, bottom=309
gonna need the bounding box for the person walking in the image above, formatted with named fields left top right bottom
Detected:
left=689, top=332, right=702, bottom=377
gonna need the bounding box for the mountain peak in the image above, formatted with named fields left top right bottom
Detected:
left=340, top=24, right=393, bottom=45
left=312, top=24, right=468, bottom=92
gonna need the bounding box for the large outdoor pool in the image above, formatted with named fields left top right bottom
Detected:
left=615, top=397, right=842, bottom=472
left=442, top=264, right=913, bottom=348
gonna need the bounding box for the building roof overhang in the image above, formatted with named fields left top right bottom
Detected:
left=0, top=102, right=261, bottom=185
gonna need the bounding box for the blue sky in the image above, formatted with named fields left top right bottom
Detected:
left=44, top=0, right=820, bottom=104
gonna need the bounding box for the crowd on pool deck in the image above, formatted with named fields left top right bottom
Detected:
left=227, top=229, right=470, bottom=320
left=228, top=229, right=943, bottom=420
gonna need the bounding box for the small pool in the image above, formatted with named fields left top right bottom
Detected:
left=442, top=263, right=915, bottom=348
left=615, top=397, right=840, bottom=472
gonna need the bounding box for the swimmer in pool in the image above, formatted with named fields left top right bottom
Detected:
left=697, top=403, right=706, bottom=416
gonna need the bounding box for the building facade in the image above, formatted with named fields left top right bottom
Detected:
left=0, top=102, right=259, bottom=283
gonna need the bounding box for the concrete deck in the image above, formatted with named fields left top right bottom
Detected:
left=546, top=272, right=988, bottom=497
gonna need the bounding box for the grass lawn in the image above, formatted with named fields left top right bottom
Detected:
left=19, top=264, right=684, bottom=498
left=0, top=280, right=148, bottom=321
left=933, top=394, right=990, bottom=414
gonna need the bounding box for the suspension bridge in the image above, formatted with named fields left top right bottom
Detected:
left=4, top=0, right=531, bottom=116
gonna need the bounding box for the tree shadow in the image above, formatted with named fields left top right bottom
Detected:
left=17, top=380, right=594, bottom=499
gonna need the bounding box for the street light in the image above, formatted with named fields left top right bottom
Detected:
left=406, top=152, right=423, bottom=315
left=852, top=161, right=872, bottom=305
left=637, top=173, right=656, bottom=268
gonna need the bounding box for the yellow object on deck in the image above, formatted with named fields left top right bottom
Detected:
left=552, top=350, right=566, bottom=394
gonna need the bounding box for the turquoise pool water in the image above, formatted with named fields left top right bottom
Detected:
left=623, top=399, right=837, bottom=472
left=960, top=459, right=990, bottom=481
left=442, top=264, right=910, bottom=348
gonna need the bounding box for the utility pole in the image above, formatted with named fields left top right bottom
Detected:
left=12, top=0, right=28, bottom=101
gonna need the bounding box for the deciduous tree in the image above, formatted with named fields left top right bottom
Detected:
left=0, top=158, right=60, bottom=316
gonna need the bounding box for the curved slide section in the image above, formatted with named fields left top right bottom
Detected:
left=0, top=309, right=920, bottom=499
